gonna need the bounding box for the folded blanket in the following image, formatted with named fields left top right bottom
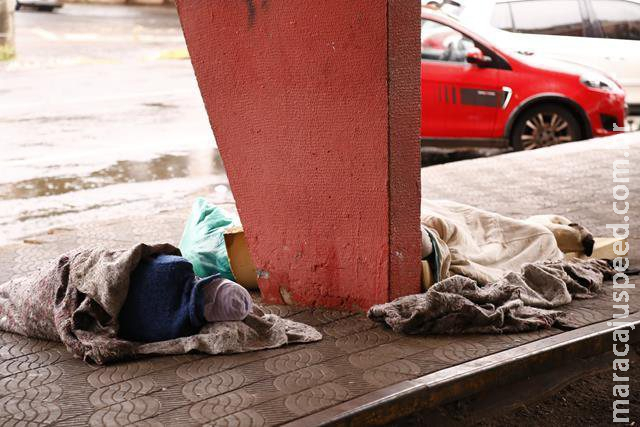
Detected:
left=0, top=244, right=321, bottom=364
left=368, top=259, right=614, bottom=334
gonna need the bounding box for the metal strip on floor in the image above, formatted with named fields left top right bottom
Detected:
left=285, top=312, right=640, bottom=427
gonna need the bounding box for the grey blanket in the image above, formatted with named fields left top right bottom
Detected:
left=368, top=259, right=614, bottom=334
left=0, top=244, right=321, bottom=364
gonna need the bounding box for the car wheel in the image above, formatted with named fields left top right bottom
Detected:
left=511, top=105, right=582, bottom=151
left=15, top=2, right=21, bottom=10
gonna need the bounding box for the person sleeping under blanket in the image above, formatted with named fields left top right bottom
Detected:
left=119, top=254, right=254, bottom=343
left=369, top=200, right=627, bottom=335
left=419, top=200, right=598, bottom=286
left=0, top=243, right=322, bottom=364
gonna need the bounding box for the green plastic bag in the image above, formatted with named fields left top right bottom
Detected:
left=179, top=198, right=237, bottom=280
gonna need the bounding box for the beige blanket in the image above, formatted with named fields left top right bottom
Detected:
left=422, top=199, right=565, bottom=285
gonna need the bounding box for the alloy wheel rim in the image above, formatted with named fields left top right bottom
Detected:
left=521, top=112, right=573, bottom=150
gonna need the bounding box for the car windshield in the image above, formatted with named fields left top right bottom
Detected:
left=427, top=10, right=530, bottom=58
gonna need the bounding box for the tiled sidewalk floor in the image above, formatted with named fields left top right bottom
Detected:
left=0, top=135, right=638, bottom=425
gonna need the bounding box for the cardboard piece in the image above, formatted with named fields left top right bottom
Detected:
left=565, top=236, right=629, bottom=260
left=223, top=226, right=259, bottom=290
left=421, top=260, right=434, bottom=290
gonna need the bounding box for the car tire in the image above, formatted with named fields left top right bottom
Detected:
left=511, top=104, right=582, bottom=151
left=15, top=2, right=21, bottom=10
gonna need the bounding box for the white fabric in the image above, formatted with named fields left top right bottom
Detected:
left=422, top=199, right=564, bottom=285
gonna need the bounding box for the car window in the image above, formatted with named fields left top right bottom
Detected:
left=591, top=0, right=640, bottom=40
left=510, top=0, right=585, bottom=36
left=421, top=19, right=477, bottom=63
left=491, top=3, right=514, bottom=31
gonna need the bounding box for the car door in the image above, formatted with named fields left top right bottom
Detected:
left=421, top=18, right=501, bottom=140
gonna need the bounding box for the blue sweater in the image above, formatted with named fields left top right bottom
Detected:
left=118, top=255, right=218, bottom=343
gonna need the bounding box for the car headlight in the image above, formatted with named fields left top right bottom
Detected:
left=580, top=72, right=621, bottom=93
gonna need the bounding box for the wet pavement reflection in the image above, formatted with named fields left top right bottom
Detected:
left=0, top=147, right=229, bottom=244
left=0, top=149, right=226, bottom=200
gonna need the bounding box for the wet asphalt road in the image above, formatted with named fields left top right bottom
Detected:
left=0, top=4, right=229, bottom=243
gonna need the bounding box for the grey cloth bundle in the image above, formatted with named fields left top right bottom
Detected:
left=368, top=259, right=614, bottom=335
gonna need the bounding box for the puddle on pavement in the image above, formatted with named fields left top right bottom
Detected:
left=0, top=148, right=226, bottom=200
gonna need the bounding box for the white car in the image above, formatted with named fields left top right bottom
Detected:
left=455, top=0, right=640, bottom=120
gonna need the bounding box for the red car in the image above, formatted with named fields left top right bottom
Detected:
left=421, top=10, right=627, bottom=150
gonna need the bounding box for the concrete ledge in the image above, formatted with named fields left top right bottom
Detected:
left=286, top=312, right=640, bottom=426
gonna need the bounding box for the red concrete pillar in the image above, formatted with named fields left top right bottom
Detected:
left=176, top=0, right=421, bottom=311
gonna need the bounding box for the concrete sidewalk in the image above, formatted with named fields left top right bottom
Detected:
left=0, top=135, right=637, bottom=425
